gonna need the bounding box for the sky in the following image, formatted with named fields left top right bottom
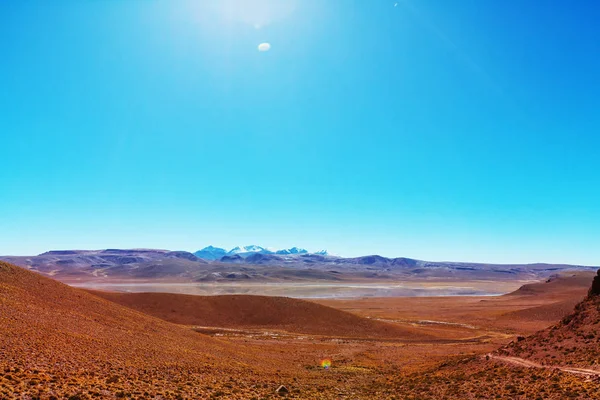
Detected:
left=1, top=0, right=600, bottom=264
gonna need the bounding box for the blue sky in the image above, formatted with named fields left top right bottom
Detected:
left=1, top=0, right=599, bottom=264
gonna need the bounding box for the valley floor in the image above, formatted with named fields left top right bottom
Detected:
left=68, top=278, right=526, bottom=298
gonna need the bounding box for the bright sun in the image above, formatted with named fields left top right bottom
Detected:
left=217, top=0, right=297, bottom=28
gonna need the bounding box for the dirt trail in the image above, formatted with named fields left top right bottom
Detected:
left=486, top=354, right=600, bottom=378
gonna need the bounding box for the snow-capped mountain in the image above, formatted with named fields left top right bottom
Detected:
left=194, top=245, right=329, bottom=260
left=275, top=247, right=308, bottom=255
left=227, top=245, right=270, bottom=255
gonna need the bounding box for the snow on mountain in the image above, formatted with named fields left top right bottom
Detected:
left=227, top=245, right=271, bottom=255
left=275, top=247, right=309, bottom=255
left=195, top=245, right=329, bottom=259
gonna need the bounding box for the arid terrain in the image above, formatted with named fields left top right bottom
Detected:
left=1, top=260, right=600, bottom=399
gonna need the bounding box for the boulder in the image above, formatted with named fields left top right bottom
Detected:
left=276, top=385, right=289, bottom=395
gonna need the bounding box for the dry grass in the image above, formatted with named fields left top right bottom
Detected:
left=89, top=291, right=435, bottom=339
left=499, top=295, right=600, bottom=369
left=2, top=261, right=600, bottom=399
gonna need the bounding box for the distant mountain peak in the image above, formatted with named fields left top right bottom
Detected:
left=275, top=247, right=308, bottom=255
left=195, top=245, right=329, bottom=259
left=201, top=245, right=224, bottom=251
left=228, top=245, right=269, bottom=255
left=194, top=246, right=227, bottom=261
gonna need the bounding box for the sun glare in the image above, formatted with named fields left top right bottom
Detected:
left=217, top=0, right=297, bottom=28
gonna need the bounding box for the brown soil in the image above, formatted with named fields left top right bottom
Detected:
left=89, top=291, right=435, bottom=339
left=2, top=261, right=600, bottom=399
left=0, top=261, right=349, bottom=399
left=378, top=356, right=600, bottom=399
left=506, top=271, right=596, bottom=297
left=0, top=261, right=283, bottom=398
left=316, top=270, right=594, bottom=335
left=499, top=293, right=600, bottom=370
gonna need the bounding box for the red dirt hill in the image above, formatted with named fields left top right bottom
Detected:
left=0, top=261, right=283, bottom=398
left=505, top=271, right=595, bottom=297
left=499, top=269, right=600, bottom=369
left=497, top=271, right=594, bottom=328
left=91, top=290, right=432, bottom=339
left=377, top=271, right=600, bottom=399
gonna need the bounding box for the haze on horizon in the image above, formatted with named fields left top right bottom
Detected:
left=1, top=0, right=599, bottom=265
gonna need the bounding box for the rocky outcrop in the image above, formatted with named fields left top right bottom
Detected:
left=588, top=269, right=600, bottom=297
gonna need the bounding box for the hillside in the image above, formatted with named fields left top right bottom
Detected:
left=0, top=261, right=284, bottom=399
left=505, top=271, right=596, bottom=297
left=374, top=270, right=600, bottom=399
left=90, top=291, right=432, bottom=339
left=0, top=260, right=441, bottom=399
left=494, top=271, right=594, bottom=328
left=498, top=269, right=600, bottom=369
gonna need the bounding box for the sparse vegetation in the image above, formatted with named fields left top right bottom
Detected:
left=1, top=261, right=600, bottom=399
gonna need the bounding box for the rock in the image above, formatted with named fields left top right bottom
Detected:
left=276, top=385, right=289, bottom=395
left=588, top=269, right=600, bottom=297
left=516, top=336, right=525, bottom=342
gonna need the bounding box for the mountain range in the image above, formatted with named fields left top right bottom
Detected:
left=1, top=248, right=598, bottom=284
left=193, top=245, right=328, bottom=260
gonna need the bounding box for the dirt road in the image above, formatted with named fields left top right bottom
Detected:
left=486, top=354, right=600, bottom=378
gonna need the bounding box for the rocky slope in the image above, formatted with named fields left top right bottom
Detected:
left=376, top=270, right=600, bottom=399
left=498, top=269, right=600, bottom=369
